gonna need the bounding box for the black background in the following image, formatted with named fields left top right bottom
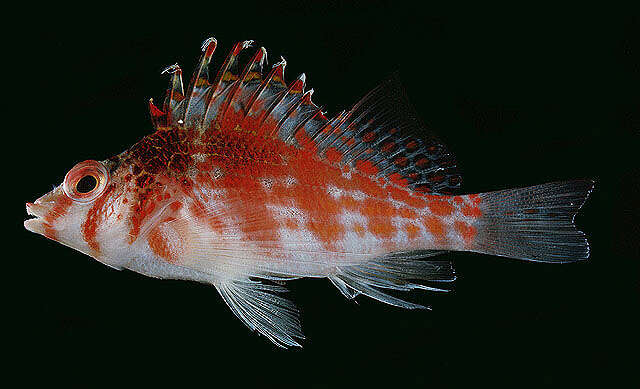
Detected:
left=11, top=3, right=638, bottom=387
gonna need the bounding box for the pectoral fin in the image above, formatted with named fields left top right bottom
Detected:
left=215, top=278, right=304, bottom=348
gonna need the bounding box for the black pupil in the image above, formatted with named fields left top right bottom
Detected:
left=76, top=175, right=97, bottom=193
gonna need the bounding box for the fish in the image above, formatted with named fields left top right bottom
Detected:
left=24, top=37, right=594, bottom=348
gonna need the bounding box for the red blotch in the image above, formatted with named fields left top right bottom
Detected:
left=362, top=131, right=376, bottom=142
left=381, top=140, right=396, bottom=153
left=325, top=147, right=343, bottom=164
left=285, top=219, right=299, bottom=230
left=43, top=195, right=73, bottom=240
left=399, top=208, right=419, bottom=219
left=82, top=185, right=116, bottom=252
left=355, top=159, right=379, bottom=176
left=424, top=216, right=446, bottom=243
left=405, top=223, right=421, bottom=240
left=455, top=221, right=477, bottom=246
left=388, top=172, right=409, bottom=187
left=461, top=204, right=482, bottom=218
left=405, top=140, right=419, bottom=151
left=147, top=219, right=183, bottom=263
left=428, top=199, right=454, bottom=216
left=369, top=221, right=396, bottom=239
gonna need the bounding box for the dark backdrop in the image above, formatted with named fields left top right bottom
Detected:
left=11, top=3, right=638, bottom=387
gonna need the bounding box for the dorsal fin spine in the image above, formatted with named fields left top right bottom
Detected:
left=280, top=89, right=318, bottom=143
left=202, top=40, right=254, bottom=122
left=315, top=111, right=349, bottom=147
left=148, top=98, right=166, bottom=129
left=306, top=110, right=344, bottom=146
left=273, top=85, right=312, bottom=136
left=266, top=74, right=307, bottom=137
left=183, top=37, right=217, bottom=124
left=214, top=47, right=267, bottom=129
left=243, top=57, right=286, bottom=118
left=160, top=64, right=184, bottom=125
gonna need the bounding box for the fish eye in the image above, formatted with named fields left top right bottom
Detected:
left=76, top=175, right=98, bottom=193
left=63, top=160, right=110, bottom=203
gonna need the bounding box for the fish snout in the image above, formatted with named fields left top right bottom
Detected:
left=24, top=201, right=52, bottom=234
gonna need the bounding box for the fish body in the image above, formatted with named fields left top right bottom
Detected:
left=25, top=38, right=594, bottom=347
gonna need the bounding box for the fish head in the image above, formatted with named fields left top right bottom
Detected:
left=24, top=158, right=136, bottom=269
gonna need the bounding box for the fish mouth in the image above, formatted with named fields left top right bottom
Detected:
left=24, top=202, right=51, bottom=235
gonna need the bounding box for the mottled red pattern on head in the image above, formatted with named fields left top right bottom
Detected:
left=82, top=184, right=117, bottom=253
left=43, top=195, right=73, bottom=240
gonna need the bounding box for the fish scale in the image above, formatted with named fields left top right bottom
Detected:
left=25, top=37, right=594, bottom=348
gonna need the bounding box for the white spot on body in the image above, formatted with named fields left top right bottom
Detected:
left=326, top=185, right=342, bottom=199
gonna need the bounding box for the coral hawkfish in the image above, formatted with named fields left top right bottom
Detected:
left=25, top=38, right=593, bottom=347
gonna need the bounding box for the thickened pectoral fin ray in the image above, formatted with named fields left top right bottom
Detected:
left=329, top=252, right=455, bottom=309
left=215, top=279, right=304, bottom=348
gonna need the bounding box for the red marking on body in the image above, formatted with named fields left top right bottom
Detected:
left=362, top=131, right=376, bottom=142
left=387, top=185, right=427, bottom=208
left=388, top=172, right=409, bottom=187
left=424, top=216, right=446, bottom=243
left=454, top=221, right=477, bottom=246
left=82, top=185, right=116, bottom=252
left=381, top=140, right=396, bottom=153
left=362, top=197, right=396, bottom=219
left=188, top=201, right=225, bottom=234
left=340, top=196, right=360, bottom=211
left=369, top=221, right=396, bottom=239
left=294, top=128, right=318, bottom=155
left=405, top=140, right=419, bottom=151
left=468, top=193, right=482, bottom=206
left=355, top=159, right=378, bottom=176
left=394, top=156, right=408, bottom=168
left=399, top=208, right=418, bottom=219
left=461, top=204, right=482, bottom=218
left=405, top=223, right=421, bottom=240
left=428, top=199, right=454, bottom=216
left=128, top=187, right=159, bottom=244
left=42, top=195, right=73, bottom=240
left=285, top=219, right=299, bottom=230
left=415, top=157, right=430, bottom=168
left=148, top=218, right=184, bottom=263
left=325, top=147, right=343, bottom=164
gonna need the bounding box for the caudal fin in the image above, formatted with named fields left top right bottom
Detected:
left=475, top=180, right=595, bottom=263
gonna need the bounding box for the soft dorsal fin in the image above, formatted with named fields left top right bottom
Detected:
left=150, top=38, right=462, bottom=194
left=296, top=76, right=462, bottom=194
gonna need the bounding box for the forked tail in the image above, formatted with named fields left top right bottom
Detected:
left=473, top=180, right=595, bottom=263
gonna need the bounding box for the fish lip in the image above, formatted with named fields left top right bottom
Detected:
left=24, top=202, right=51, bottom=234
left=26, top=202, right=48, bottom=218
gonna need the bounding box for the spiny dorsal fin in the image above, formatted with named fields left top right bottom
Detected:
left=182, top=37, right=218, bottom=126
left=202, top=40, right=255, bottom=127
left=152, top=39, right=462, bottom=194
left=161, top=63, right=185, bottom=127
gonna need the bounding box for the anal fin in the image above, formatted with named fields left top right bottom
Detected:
left=328, top=251, right=455, bottom=309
